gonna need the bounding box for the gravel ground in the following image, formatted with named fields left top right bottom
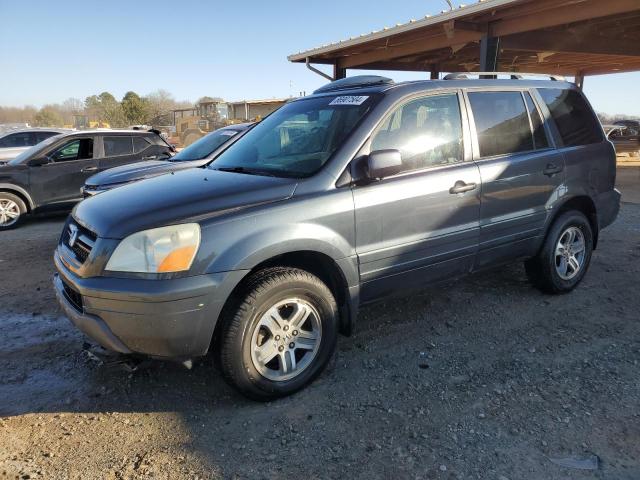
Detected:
left=0, top=171, right=639, bottom=480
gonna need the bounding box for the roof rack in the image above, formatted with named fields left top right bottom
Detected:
left=443, top=72, right=565, bottom=81
left=314, top=75, right=394, bottom=94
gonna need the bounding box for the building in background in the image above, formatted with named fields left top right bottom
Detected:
left=227, top=98, right=289, bottom=122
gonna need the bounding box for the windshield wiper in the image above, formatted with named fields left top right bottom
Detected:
left=214, top=166, right=278, bottom=177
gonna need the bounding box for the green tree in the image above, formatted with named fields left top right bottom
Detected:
left=121, top=91, right=149, bottom=125
left=33, top=107, right=63, bottom=127
left=84, top=92, right=126, bottom=127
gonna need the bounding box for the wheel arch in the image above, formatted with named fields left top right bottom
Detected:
left=548, top=195, right=599, bottom=249
left=211, top=249, right=357, bottom=356
left=0, top=184, right=35, bottom=212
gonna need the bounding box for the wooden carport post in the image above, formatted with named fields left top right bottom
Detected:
left=575, top=72, right=585, bottom=90
left=479, top=32, right=500, bottom=78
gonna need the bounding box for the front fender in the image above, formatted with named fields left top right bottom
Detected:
left=207, top=221, right=355, bottom=275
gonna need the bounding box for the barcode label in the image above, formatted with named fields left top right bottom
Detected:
left=329, top=95, right=369, bottom=106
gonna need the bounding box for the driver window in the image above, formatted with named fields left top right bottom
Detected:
left=50, top=138, right=94, bottom=162
left=371, top=93, right=463, bottom=173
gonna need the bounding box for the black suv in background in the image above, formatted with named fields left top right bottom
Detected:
left=0, top=130, right=173, bottom=229
left=55, top=74, right=620, bottom=400
left=82, top=123, right=252, bottom=197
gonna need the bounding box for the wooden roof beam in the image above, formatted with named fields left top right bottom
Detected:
left=336, top=30, right=483, bottom=69
left=492, top=0, right=640, bottom=37
left=502, top=31, right=640, bottom=57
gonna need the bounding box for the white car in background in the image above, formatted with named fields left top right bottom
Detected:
left=0, top=128, right=72, bottom=163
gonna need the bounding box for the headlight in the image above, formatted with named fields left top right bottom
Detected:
left=105, top=223, right=201, bottom=273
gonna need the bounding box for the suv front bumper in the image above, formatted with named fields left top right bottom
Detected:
left=54, top=250, right=247, bottom=358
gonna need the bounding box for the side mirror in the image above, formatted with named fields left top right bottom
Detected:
left=28, top=156, right=51, bottom=167
left=366, top=149, right=402, bottom=180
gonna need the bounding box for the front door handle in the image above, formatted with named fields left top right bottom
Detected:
left=543, top=163, right=563, bottom=176
left=81, top=166, right=98, bottom=173
left=449, top=180, right=477, bottom=194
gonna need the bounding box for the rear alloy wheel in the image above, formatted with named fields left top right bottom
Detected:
left=219, top=267, right=338, bottom=400
left=0, top=193, right=26, bottom=230
left=554, top=226, right=586, bottom=280
left=525, top=211, right=593, bottom=293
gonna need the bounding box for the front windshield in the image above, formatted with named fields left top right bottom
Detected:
left=172, top=128, right=243, bottom=162
left=8, top=134, right=63, bottom=165
left=210, top=94, right=377, bottom=177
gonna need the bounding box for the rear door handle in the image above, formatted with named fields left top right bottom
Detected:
left=543, top=163, right=563, bottom=176
left=81, top=166, right=98, bottom=172
left=449, top=180, right=477, bottom=194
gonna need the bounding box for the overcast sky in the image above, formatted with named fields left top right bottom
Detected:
left=1, top=0, right=638, bottom=115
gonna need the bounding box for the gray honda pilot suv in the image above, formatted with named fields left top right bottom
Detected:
left=54, top=74, right=621, bottom=400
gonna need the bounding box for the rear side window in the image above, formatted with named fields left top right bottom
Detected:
left=0, top=132, right=35, bottom=148
left=133, top=136, right=151, bottom=153
left=468, top=91, right=533, bottom=157
left=104, top=136, right=133, bottom=156
left=537, top=88, right=603, bottom=147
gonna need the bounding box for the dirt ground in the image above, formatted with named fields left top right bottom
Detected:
left=1, top=167, right=639, bottom=480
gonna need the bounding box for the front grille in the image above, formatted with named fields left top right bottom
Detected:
left=62, top=280, right=83, bottom=312
left=62, top=220, right=97, bottom=264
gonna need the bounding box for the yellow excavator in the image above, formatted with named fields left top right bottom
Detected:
left=173, top=100, right=234, bottom=147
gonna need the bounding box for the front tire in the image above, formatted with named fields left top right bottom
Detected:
left=525, top=211, right=594, bottom=294
left=218, top=267, right=338, bottom=401
left=0, top=192, right=26, bottom=230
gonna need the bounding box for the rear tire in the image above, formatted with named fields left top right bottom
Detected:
left=0, top=192, right=26, bottom=230
left=218, top=267, right=338, bottom=401
left=525, top=211, right=593, bottom=294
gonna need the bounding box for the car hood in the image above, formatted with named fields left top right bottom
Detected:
left=0, top=164, right=26, bottom=177
left=74, top=167, right=298, bottom=239
left=86, top=159, right=205, bottom=187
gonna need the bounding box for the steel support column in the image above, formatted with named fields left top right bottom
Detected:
left=333, top=64, right=347, bottom=80
left=575, top=72, right=585, bottom=90
left=430, top=64, right=440, bottom=80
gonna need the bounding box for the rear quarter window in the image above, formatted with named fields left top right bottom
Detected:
left=133, top=136, right=151, bottom=153
left=537, top=88, right=603, bottom=147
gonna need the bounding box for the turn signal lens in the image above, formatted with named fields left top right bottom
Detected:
left=158, top=245, right=198, bottom=273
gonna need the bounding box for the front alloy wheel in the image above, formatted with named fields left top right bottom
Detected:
left=250, top=298, right=322, bottom=382
left=219, top=267, right=338, bottom=400
left=0, top=193, right=26, bottom=230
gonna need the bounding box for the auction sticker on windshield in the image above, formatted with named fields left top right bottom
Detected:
left=329, top=96, right=369, bottom=106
